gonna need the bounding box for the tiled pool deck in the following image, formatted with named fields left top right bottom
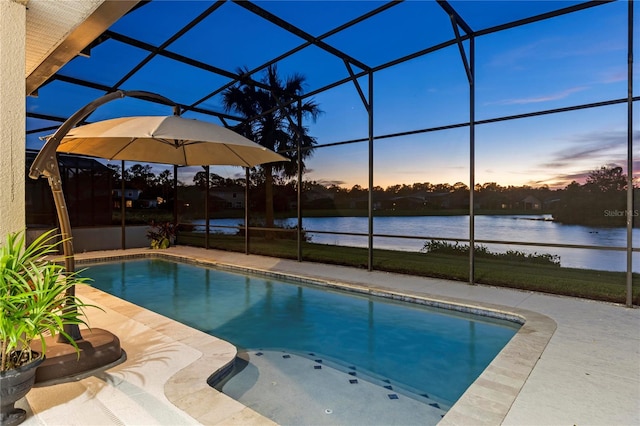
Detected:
left=19, top=246, right=640, bottom=425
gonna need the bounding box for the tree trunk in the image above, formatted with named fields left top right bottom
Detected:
left=264, top=164, right=275, bottom=240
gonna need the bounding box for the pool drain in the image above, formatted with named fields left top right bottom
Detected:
left=325, top=409, right=333, bottom=414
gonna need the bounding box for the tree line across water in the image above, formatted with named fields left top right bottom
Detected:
left=109, top=162, right=636, bottom=228
left=106, top=65, right=635, bottom=228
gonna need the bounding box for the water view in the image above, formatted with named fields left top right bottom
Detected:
left=191, top=214, right=640, bottom=272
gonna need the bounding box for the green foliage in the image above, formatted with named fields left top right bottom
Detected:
left=421, top=239, right=560, bottom=266
left=234, top=219, right=310, bottom=242
left=421, top=240, right=483, bottom=256
left=146, top=221, right=176, bottom=249
left=222, top=65, right=321, bottom=228
left=500, top=250, right=561, bottom=266
left=0, top=230, right=97, bottom=371
left=176, top=233, right=639, bottom=305
left=585, top=166, right=627, bottom=192
left=222, top=65, right=321, bottom=173
left=553, top=165, right=634, bottom=227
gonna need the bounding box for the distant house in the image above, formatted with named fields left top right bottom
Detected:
left=544, top=198, right=561, bottom=210
left=112, top=188, right=143, bottom=200
left=112, top=188, right=143, bottom=208
left=301, top=188, right=336, bottom=209
left=422, top=192, right=451, bottom=209
left=348, top=196, right=371, bottom=210
left=521, top=195, right=541, bottom=210
left=387, top=196, right=424, bottom=210
left=211, top=187, right=244, bottom=209
left=137, top=198, right=158, bottom=209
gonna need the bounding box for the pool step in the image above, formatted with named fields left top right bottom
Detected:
left=217, top=350, right=448, bottom=426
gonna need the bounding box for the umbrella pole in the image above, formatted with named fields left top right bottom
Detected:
left=30, top=92, right=131, bottom=342
left=45, top=165, right=75, bottom=273
left=45, top=162, right=82, bottom=342
left=29, top=156, right=126, bottom=382
left=30, top=90, right=178, bottom=264
left=26, top=90, right=181, bottom=380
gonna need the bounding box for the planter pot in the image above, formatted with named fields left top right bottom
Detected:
left=0, top=354, right=45, bottom=426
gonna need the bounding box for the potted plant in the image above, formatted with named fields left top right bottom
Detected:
left=146, top=221, right=176, bottom=249
left=0, top=230, right=95, bottom=426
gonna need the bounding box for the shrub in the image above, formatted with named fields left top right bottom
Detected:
left=1, top=230, right=97, bottom=371
left=236, top=220, right=310, bottom=242
left=421, top=239, right=560, bottom=267
left=146, top=221, right=176, bottom=249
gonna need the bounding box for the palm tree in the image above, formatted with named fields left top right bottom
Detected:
left=222, top=64, right=321, bottom=231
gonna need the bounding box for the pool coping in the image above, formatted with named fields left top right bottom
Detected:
left=71, top=262, right=275, bottom=425
left=75, top=249, right=557, bottom=425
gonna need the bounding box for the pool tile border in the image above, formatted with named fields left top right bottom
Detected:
left=76, top=249, right=557, bottom=425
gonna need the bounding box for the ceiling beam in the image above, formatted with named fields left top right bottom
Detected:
left=234, top=0, right=371, bottom=72
left=110, top=1, right=225, bottom=90
left=475, top=0, right=615, bottom=37
left=437, top=0, right=473, bottom=35
left=25, top=0, right=139, bottom=96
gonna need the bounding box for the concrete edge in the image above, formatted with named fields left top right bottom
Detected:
left=78, top=274, right=274, bottom=425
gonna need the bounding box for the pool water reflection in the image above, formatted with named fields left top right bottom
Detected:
left=85, top=258, right=519, bottom=406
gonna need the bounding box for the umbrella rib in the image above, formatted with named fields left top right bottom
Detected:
left=57, top=138, right=82, bottom=154
left=181, top=142, right=188, bottom=166
left=110, top=138, right=138, bottom=161
left=181, top=140, right=253, bottom=167
left=221, top=144, right=252, bottom=167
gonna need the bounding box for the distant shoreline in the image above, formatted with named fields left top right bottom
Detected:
left=197, top=209, right=554, bottom=220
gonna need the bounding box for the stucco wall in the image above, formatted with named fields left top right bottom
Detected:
left=0, top=0, right=28, bottom=242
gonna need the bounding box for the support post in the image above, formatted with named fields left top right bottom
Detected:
left=120, top=160, right=125, bottom=250
left=368, top=72, right=374, bottom=271
left=626, top=0, right=634, bottom=307
left=245, top=167, right=250, bottom=254
left=173, top=165, right=178, bottom=228
left=205, top=165, right=210, bottom=249
left=448, top=11, right=476, bottom=285
left=297, top=102, right=303, bottom=262
left=469, top=36, right=476, bottom=285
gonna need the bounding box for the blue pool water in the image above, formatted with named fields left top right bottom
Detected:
left=84, top=258, right=519, bottom=406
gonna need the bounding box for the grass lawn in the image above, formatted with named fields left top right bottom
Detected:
left=177, top=232, right=639, bottom=305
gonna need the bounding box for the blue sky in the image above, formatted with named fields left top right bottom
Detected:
left=26, top=0, right=639, bottom=190
left=299, top=0, right=639, bottom=190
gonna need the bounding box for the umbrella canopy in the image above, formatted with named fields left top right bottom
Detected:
left=55, top=115, right=287, bottom=167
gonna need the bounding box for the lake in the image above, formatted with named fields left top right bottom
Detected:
left=190, top=214, right=640, bottom=272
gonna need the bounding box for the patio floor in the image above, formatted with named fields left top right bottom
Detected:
left=18, top=246, right=640, bottom=425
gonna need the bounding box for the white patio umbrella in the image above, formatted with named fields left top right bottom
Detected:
left=55, top=115, right=287, bottom=166
left=28, top=90, right=289, bottom=381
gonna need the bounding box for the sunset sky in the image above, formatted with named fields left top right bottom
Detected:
left=298, top=0, right=639, bottom=190
left=26, top=0, right=639, bottom=191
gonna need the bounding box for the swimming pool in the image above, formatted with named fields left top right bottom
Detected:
left=84, top=258, right=519, bottom=420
